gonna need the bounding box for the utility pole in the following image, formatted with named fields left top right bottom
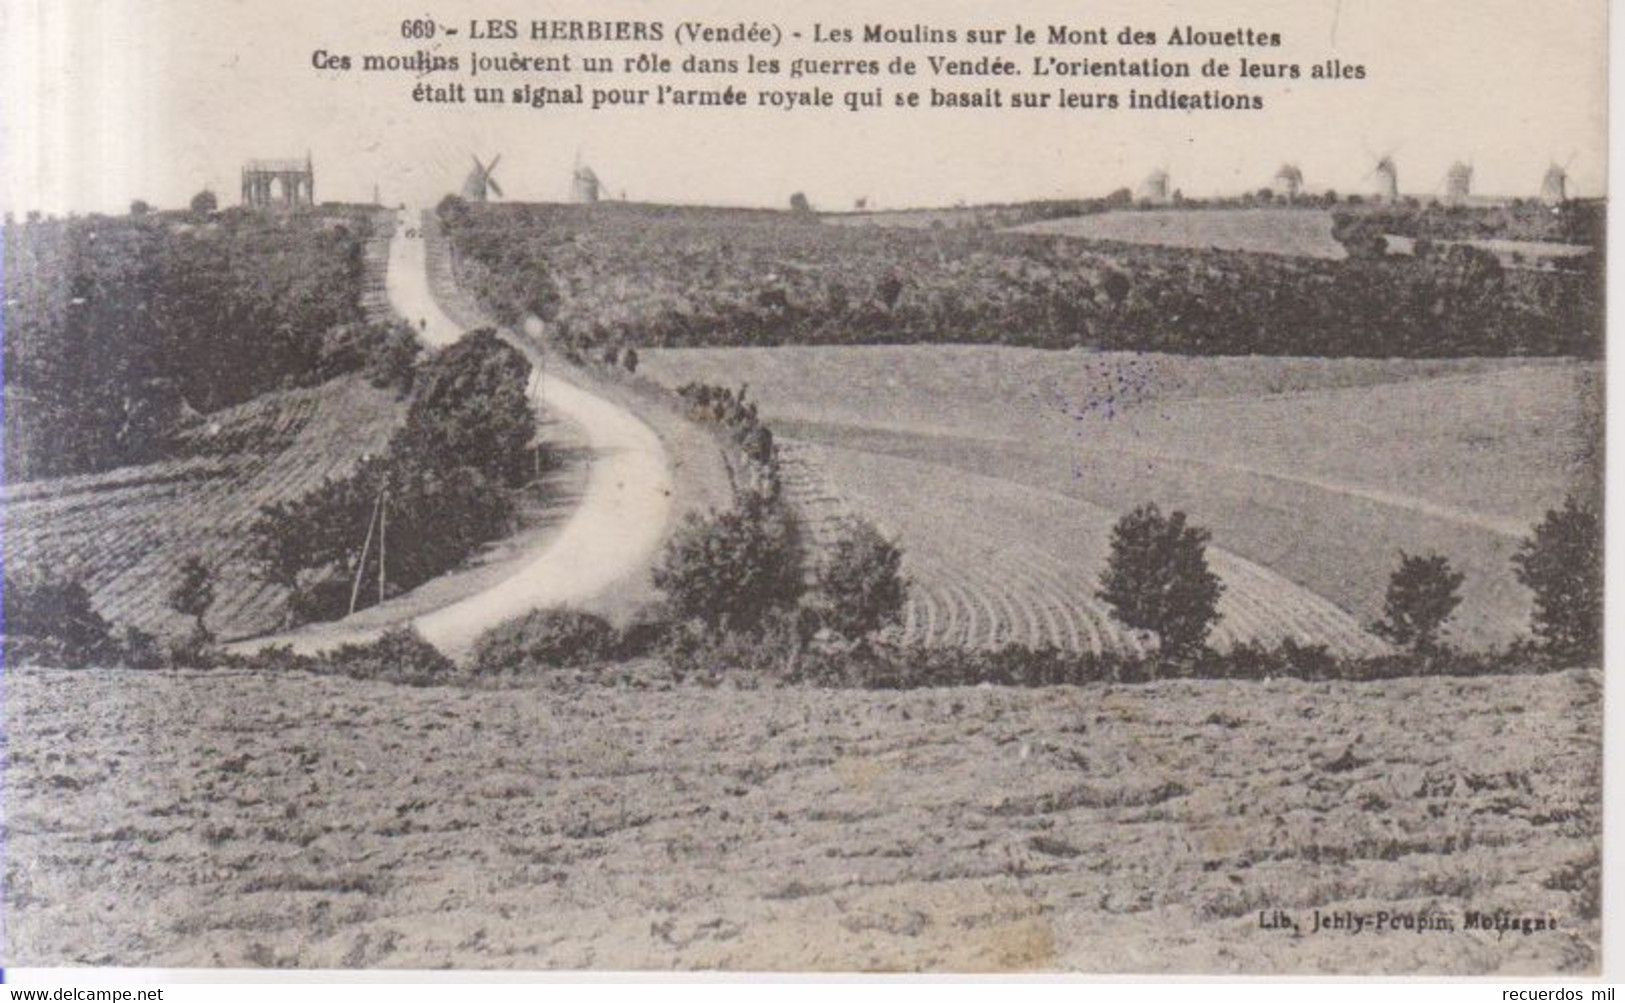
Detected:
left=348, top=489, right=385, bottom=616
left=377, top=490, right=388, bottom=605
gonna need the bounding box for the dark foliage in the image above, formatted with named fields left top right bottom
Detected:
left=3, top=573, right=157, bottom=669
left=815, top=518, right=910, bottom=640
left=393, top=329, right=535, bottom=486
left=249, top=332, right=537, bottom=626
left=1371, top=552, right=1465, bottom=654
left=235, top=629, right=459, bottom=687
left=1333, top=200, right=1605, bottom=248
left=651, top=490, right=805, bottom=635
left=470, top=608, right=619, bottom=673
left=168, top=555, right=216, bottom=630
left=1097, top=503, right=1225, bottom=661
left=438, top=201, right=1601, bottom=363
left=769, top=638, right=1570, bottom=690
left=4, top=209, right=388, bottom=479
left=1513, top=496, right=1603, bottom=664
left=322, top=628, right=460, bottom=686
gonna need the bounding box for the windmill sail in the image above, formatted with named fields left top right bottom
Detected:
left=462, top=155, right=504, bottom=202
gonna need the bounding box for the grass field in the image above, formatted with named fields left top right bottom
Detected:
left=1012, top=209, right=1348, bottom=259
left=4, top=665, right=1599, bottom=973
left=642, top=347, right=1599, bottom=654
left=3, top=376, right=406, bottom=640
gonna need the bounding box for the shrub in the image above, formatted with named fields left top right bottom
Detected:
left=1096, top=503, right=1225, bottom=661
left=318, top=320, right=421, bottom=393
left=322, top=628, right=458, bottom=687
left=3, top=573, right=122, bottom=668
left=660, top=608, right=811, bottom=684
left=168, top=555, right=216, bottom=640
left=815, top=518, right=909, bottom=641
left=1371, top=551, right=1465, bottom=654
left=651, top=490, right=804, bottom=634
left=1513, top=496, right=1603, bottom=664
left=470, top=608, right=618, bottom=673
left=394, top=329, right=535, bottom=487
left=249, top=329, right=537, bottom=625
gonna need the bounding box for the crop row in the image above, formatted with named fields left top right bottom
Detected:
left=778, top=439, right=1388, bottom=657
left=7, top=376, right=405, bottom=639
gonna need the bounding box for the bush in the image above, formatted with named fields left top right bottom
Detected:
left=1096, top=503, right=1225, bottom=661
left=779, top=638, right=1557, bottom=690
left=394, top=329, right=536, bottom=486
left=815, top=518, right=909, bottom=641
left=318, top=320, right=421, bottom=393
left=322, top=628, right=459, bottom=687
left=1371, top=551, right=1464, bottom=654
left=651, top=490, right=804, bottom=634
left=3, top=573, right=170, bottom=669
left=249, top=329, right=538, bottom=625
left=470, top=608, right=618, bottom=673
left=660, top=608, right=812, bottom=684
left=169, top=555, right=216, bottom=640
left=1513, top=496, right=1603, bottom=663
left=6, top=208, right=375, bottom=479
left=4, top=573, right=122, bottom=668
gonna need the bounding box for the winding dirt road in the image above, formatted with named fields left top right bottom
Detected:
left=238, top=210, right=673, bottom=658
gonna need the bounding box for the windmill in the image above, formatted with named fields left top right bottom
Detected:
left=1365, top=152, right=1399, bottom=203
left=1443, top=160, right=1473, bottom=206
left=1139, top=166, right=1171, bottom=204
left=1541, top=154, right=1574, bottom=205
left=462, top=154, right=504, bottom=202
left=571, top=152, right=601, bottom=204
left=1274, top=163, right=1305, bottom=200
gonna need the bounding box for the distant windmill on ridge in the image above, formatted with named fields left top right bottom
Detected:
left=1443, top=161, right=1473, bottom=206
left=1139, top=166, right=1171, bottom=204
left=1541, top=155, right=1573, bottom=205
left=1274, top=163, right=1305, bottom=200
left=1366, top=152, right=1399, bottom=203
left=571, top=152, right=601, bottom=204
left=462, top=154, right=505, bottom=202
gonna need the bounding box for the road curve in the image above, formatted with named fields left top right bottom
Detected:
left=240, top=209, right=674, bottom=658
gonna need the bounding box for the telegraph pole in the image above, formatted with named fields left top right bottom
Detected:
left=377, top=490, right=388, bottom=605
left=348, top=490, right=385, bottom=616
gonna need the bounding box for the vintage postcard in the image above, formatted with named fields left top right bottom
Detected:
left=0, top=0, right=1608, bottom=977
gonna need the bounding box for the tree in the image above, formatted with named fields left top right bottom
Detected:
left=168, top=555, right=217, bottom=641
left=1372, top=551, right=1464, bottom=654
left=817, top=518, right=909, bottom=640
left=875, top=270, right=904, bottom=310
left=1098, top=269, right=1132, bottom=309
left=651, top=491, right=804, bottom=634
left=190, top=189, right=219, bottom=215
left=3, top=573, right=120, bottom=668
left=129, top=199, right=152, bottom=217
left=394, top=329, right=536, bottom=486
left=1096, top=503, right=1224, bottom=660
left=1513, top=496, right=1602, bottom=663
left=789, top=192, right=812, bottom=213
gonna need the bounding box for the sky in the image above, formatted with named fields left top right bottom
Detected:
left=0, top=0, right=1608, bottom=214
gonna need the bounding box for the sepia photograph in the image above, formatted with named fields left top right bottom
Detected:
left=0, top=0, right=1610, bottom=980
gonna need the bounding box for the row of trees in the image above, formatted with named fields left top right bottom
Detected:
left=4, top=553, right=213, bottom=670
left=249, top=330, right=540, bottom=624
left=4, top=208, right=403, bottom=479
left=438, top=200, right=1601, bottom=364
left=1097, top=497, right=1602, bottom=666
left=1334, top=201, right=1605, bottom=248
